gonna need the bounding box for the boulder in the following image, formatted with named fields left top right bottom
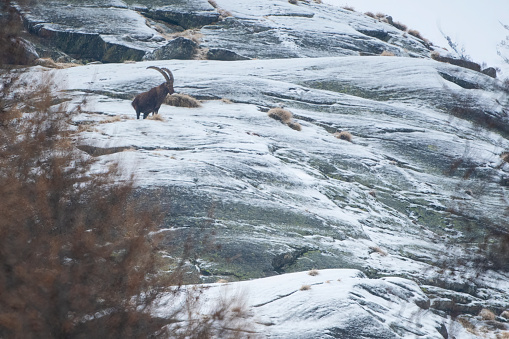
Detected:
left=144, top=37, right=197, bottom=60
left=0, top=37, right=39, bottom=65
left=482, top=67, right=497, bottom=78
left=431, top=52, right=482, bottom=72
left=206, top=48, right=250, bottom=61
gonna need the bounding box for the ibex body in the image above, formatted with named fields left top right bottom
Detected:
left=132, top=66, right=174, bottom=119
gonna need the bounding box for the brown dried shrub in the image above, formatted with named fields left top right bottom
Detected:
left=165, top=93, right=202, bottom=108
left=287, top=121, right=302, bottom=131
left=479, top=309, right=496, bottom=321
left=392, top=21, right=408, bottom=31
left=147, top=113, right=166, bottom=121
left=408, top=29, right=425, bottom=41
left=268, top=107, right=293, bottom=123
left=334, top=131, right=353, bottom=142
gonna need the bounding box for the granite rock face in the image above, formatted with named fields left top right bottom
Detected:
left=10, top=0, right=509, bottom=337
left=12, top=0, right=434, bottom=63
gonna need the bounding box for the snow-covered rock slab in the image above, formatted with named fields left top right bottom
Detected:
left=48, top=54, right=508, bottom=282
left=156, top=269, right=482, bottom=338
left=201, top=0, right=431, bottom=60
left=24, top=54, right=509, bottom=332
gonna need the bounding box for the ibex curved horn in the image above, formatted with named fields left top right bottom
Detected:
left=161, top=67, right=174, bottom=86
left=147, top=66, right=171, bottom=84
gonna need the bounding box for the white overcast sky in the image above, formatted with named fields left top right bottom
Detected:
left=324, top=0, right=509, bottom=74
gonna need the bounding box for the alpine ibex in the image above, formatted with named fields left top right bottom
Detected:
left=132, top=66, right=174, bottom=119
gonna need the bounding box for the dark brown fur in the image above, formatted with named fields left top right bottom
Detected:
left=132, top=66, right=174, bottom=119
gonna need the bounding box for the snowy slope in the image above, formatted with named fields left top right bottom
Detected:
left=19, top=0, right=509, bottom=337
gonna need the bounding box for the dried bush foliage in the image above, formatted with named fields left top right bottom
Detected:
left=392, top=21, right=407, bottom=31
left=381, top=51, right=395, bottom=56
left=165, top=93, right=202, bottom=108
left=268, top=107, right=302, bottom=131
left=501, top=152, right=509, bottom=164
left=268, top=107, right=293, bottom=123
left=147, top=113, right=166, bottom=121
left=308, top=269, right=319, bottom=276
left=341, top=6, right=355, bottom=12
left=287, top=121, right=302, bottom=131
left=300, top=285, right=311, bottom=291
left=369, top=246, right=388, bottom=256
left=479, top=309, right=496, bottom=321
left=100, top=115, right=122, bottom=124
left=408, top=29, right=425, bottom=41
left=334, top=131, right=352, bottom=142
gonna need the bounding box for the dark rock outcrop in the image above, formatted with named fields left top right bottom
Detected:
left=431, top=52, right=482, bottom=72
left=482, top=66, right=497, bottom=78
left=145, top=37, right=197, bottom=60
left=206, top=48, right=250, bottom=61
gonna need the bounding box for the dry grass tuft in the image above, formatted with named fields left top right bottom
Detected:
left=168, top=29, right=204, bottom=45
left=479, top=308, right=496, bottom=321
left=364, top=12, right=376, bottom=18
left=100, top=115, right=122, bottom=124
left=300, top=285, right=311, bottom=291
left=381, top=51, right=395, bottom=57
left=458, top=317, right=477, bottom=333
left=308, top=269, right=319, bottom=276
left=375, top=12, right=387, bottom=19
left=165, top=93, right=202, bottom=108
left=146, top=114, right=166, bottom=121
left=497, top=332, right=509, bottom=339
left=392, top=21, right=408, bottom=31
left=369, top=246, right=388, bottom=256
left=334, top=131, right=353, bottom=142
left=408, top=29, right=425, bottom=41
left=35, top=58, right=77, bottom=69
left=287, top=121, right=302, bottom=131
left=501, top=152, right=509, bottom=164
left=268, top=107, right=293, bottom=124
left=501, top=310, right=509, bottom=319
left=216, top=279, right=229, bottom=284
left=342, top=5, right=355, bottom=11
left=268, top=108, right=302, bottom=131
left=221, top=98, right=233, bottom=104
